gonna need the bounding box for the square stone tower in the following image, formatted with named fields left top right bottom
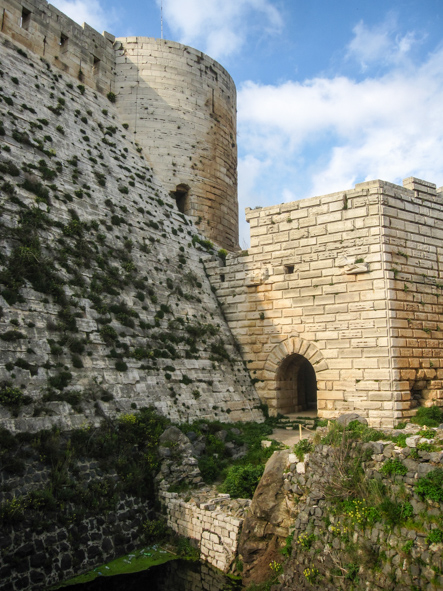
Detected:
left=206, top=177, right=443, bottom=427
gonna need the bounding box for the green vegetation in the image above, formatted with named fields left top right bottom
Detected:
left=221, top=464, right=264, bottom=498
left=293, top=438, right=313, bottom=461
left=176, top=419, right=280, bottom=496
left=0, top=384, right=32, bottom=413
left=415, top=468, right=443, bottom=503
left=411, top=406, right=443, bottom=427
left=50, top=546, right=178, bottom=588
left=380, top=457, right=408, bottom=476
left=0, top=407, right=169, bottom=528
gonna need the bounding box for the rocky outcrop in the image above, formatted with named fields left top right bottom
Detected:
left=238, top=450, right=295, bottom=585
left=156, top=426, right=204, bottom=490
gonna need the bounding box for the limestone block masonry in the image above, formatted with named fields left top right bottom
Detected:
left=0, top=0, right=115, bottom=94
left=205, top=178, right=443, bottom=427
left=161, top=491, right=243, bottom=573
left=114, top=38, right=239, bottom=251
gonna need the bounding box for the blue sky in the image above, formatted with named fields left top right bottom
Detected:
left=52, top=0, right=443, bottom=246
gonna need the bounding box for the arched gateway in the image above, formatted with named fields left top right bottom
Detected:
left=263, top=338, right=328, bottom=415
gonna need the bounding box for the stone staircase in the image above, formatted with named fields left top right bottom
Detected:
left=273, top=413, right=318, bottom=432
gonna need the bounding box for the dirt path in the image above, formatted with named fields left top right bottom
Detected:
left=268, top=429, right=301, bottom=447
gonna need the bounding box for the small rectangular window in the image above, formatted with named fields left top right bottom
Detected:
left=20, top=7, right=31, bottom=30
left=59, top=33, right=68, bottom=52
left=220, top=274, right=225, bottom=283
left=284, top=265, right=294, bottom=274
left=93, top=55, right=100, bottom=74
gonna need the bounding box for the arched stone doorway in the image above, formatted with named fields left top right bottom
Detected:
left=263, top=337, right=328, bottom=416
left=276, top=354, right=317, bottom=414
left=171, top=183, right=190, bottom=214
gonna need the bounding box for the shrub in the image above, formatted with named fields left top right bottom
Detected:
left=0, top=330, right=25, bottom=341
left=115, top=360, right=128, bottom=372
left=415, top=468, right=443, bottom=503
left=296, top=532, right=316, bottom=550
left=48, top=371, right=72, bottom=391
left=418, top=428, right=436, bottom=439
left=142, top=518, right=169, bottom=543
left=341, top=498, right=380, bottom=527
left=0, top=159, right=20, bottom=176
left=379, top=499, right=413, bottom=526
left=280, top=531, right=294, bottom=557
left=221, top=464, right=264, bottom=498
left=100, top=325, right=118, bottom=344
left=21, top=179, right=50, bottom=203
left=380, top=458, right=408, bottom=476
left=0, top=496, right=28, bottom=524
left=107, top=91, right=116, bottom=103
left=293, top=438, right=313, bottom=461
left=198, top=456, right=219, bottom=483
left=0, top=385, right=32, bottom=410
left=218, top=248, right=228, bottom=262
left=72, top=354, right=83, bottom=368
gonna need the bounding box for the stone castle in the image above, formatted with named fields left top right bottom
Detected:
left=0, top=0, right=442, bottom=428
left=1, top=0, right=239, bottom=250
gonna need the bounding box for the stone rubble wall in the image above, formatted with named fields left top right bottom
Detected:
left=274, top=431, right=443, bottom=590
left=1, top=482, right=148, bottom=591
left=114, top=37, right=239, bottom=251
left=205, top=179, right=443, bottom=427
left=161, top=491, right=243, bottom=573
left=0, top=0, right=115, bottom=95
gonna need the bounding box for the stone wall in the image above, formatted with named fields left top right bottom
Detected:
left=161, top=491, right=243, bottom=573
left=1, top=466, right=149, bottom=591
left=205, top=179, right=443, bottom=427
left=0, top=31, right=262, bottom=433
left=273, top=429, right=443, bottom=590
left=236, top=421, right=443, bottom=590
left=114, top=37, right=239, bottom=251
left=0, top=0, right=115, bottom=94
left=386, top=177, right=443, bottom=418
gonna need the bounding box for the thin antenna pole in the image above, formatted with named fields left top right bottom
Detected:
left=161, top=0, right=163, bottom=39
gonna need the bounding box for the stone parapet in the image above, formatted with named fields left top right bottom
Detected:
left=0, top=0, right=115, bottom=94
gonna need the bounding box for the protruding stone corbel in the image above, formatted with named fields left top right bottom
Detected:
left=336, top=256, right=369, bottom=275
left=245, top=267, right=270, bottom=286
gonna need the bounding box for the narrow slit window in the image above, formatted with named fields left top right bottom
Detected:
left=220, top=274, right=225, bottom=283
left=172, top=184, right=190, bottom=214
left=20, top=7, right=31, bottom=30
left=284, top=265, right=295, bottom=274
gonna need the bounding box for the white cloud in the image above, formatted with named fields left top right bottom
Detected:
left=346, top=16, right=421, bottom=70
left=237, top=43, right=443, bottom=244
left=50, top=0, right=117, bottom=32
left=160, top=0, right=283, bottom=60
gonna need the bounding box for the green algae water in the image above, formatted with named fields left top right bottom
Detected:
left=60, top=559, right=243, bottom=591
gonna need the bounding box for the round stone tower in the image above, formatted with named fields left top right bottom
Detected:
left=114, top=37, right=239, bottom=251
